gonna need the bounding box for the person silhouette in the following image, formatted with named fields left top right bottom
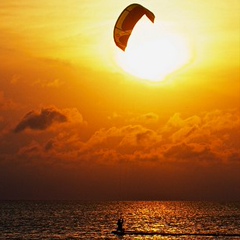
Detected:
left=117, top=218, right=124, bottom=232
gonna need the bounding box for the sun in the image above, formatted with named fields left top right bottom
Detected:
left=115, top=17, right=192, bottom=82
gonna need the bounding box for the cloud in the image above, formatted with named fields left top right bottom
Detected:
left=203, top=109, right=240, bottom=132
left=14, top=106, right=68, bottom=133
left=84, top=125, right=162, bottom=154
left=163, top=113, right=202, bottom=132
left=61, top=107, right=85, bottom=125
left=94, top=109, right=239, bottom=164
left=161, top=109, right=240, bottom=163
left=163, top=142, right=215, bottom=163
left=13, top=106, right=86, bottom=134
left=129, top=112, right=159, bottom=124
left=17, top=141, right=42, bottom=157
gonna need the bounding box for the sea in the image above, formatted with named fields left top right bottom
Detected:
left=0, top=201, right=239, bottom=240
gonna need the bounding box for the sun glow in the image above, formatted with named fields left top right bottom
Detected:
left=115, top=17, right=192, bottom=82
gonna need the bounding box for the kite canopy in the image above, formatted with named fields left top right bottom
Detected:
left=113, top=4, right=155, bottom=51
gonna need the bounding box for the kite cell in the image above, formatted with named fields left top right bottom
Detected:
left=114, top=4, right=155, bottom=51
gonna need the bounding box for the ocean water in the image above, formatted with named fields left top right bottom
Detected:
left=0, top=201, right=239, bottom=239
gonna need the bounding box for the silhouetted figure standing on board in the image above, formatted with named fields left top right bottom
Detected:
left=117, top=218, right=124, bottom=232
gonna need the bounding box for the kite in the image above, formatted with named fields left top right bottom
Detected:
left=113, top=4, right=155, bottom=51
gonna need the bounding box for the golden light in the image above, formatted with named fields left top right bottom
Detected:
left=115, top=17, right=192, bottom=82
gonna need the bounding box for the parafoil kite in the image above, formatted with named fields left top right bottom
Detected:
left=113, top=4, right=155, bottom=51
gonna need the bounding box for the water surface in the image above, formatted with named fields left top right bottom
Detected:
left=0, top=201, right=239, bottom=239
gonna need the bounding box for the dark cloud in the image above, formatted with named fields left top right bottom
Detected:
left=14, top=107, right=67, bottom=133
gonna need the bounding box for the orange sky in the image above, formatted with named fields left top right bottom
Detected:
left=0, top=0, right=239, bottom=200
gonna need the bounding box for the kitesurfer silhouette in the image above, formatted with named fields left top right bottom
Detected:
left=117, top=218, right=124, bottom=232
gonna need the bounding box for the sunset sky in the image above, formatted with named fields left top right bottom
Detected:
left=0, top=0, right=239, bottom=201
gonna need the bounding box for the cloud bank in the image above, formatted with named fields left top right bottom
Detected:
left=0, top=107, right=239, bottom=200
left=9, top=107, right=239, bottom=166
